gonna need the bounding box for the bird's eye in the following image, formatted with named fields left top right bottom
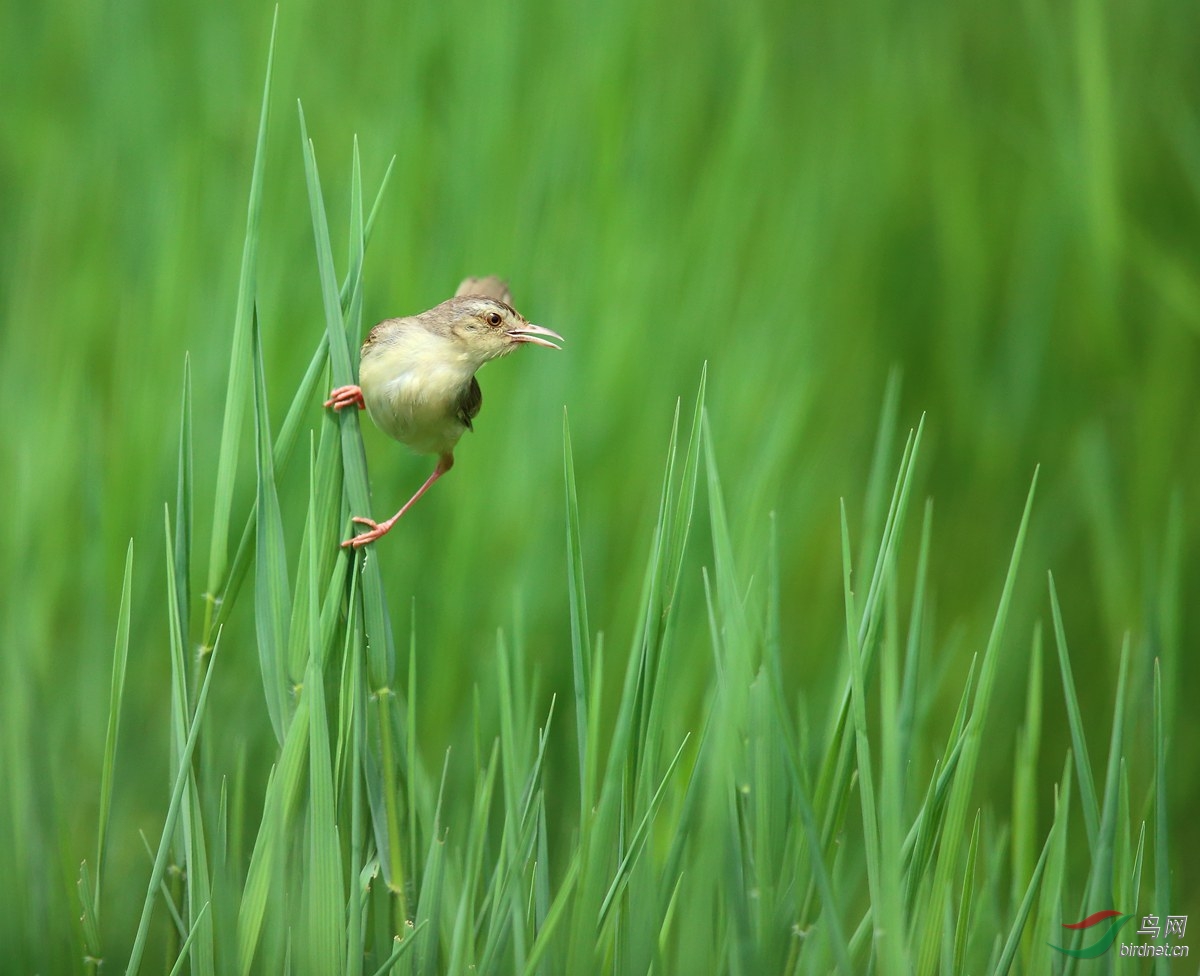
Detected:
left=486, top=311, right=503, bottom=326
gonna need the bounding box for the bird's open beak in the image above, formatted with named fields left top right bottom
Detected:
left=507, top=323, right=564, bottom=350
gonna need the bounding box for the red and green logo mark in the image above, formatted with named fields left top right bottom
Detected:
left=1049, top=911, right=1135, bottom=959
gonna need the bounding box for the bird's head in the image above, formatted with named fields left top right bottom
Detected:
left=436, top=296, right=563, bottom=366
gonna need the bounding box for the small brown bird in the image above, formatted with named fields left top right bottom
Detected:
left=325, top=277, right=562, bottom=548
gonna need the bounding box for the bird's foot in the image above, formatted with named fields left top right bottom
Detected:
left=340, top=459, right=452, bottom=549
left=325, top=385, right=365, bottom=411
left=341, top=516, right=394, bottom=549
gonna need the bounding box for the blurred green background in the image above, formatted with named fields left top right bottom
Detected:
left=2, top=0, right=1198, bottom=967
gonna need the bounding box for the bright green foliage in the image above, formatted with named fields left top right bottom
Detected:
left=1, top=2, right=1195, bottom=974
left=64, top=123, right=1179, bottom=966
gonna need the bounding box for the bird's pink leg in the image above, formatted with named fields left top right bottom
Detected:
left=342, top=454, right=455, bottom=549
left=325, top=385, right=365, bottom=410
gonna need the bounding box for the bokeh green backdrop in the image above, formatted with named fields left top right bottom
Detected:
left=2, top=0, right=1198, bottom=967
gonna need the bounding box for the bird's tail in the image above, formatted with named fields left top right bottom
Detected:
left=455, top=275, right=512, bottom=305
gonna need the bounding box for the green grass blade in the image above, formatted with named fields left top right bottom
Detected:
left=124, top=601, right=222, bottom=976
left=176, top=356, right=193, bottom=661
left=345, top=575, right=367, bottom=976
left=304, top=445, right=346, bottom=974
left=939, top=886, right=954, bottom=975
left=702, top=410, right=751, bottom=667
left=177, top=351, right=218, bottom=973
left=204, top=7, right=277, bottom=616
left=562, top=410, right=592, bottom=816
left=1048, top=571, right=1099, bottom=855
left=206, top=157, right=396, bottom=645
left=855, top=415, right=925, bottom=661
left=953, top=811, right=980, bottom=974
left=857, top=366, right=902, bottom=576
left=1114, top=758, right=1132, bottom=911
left=1153, top=659, right=1170, bottom=976
left=814, top=419, right=924, bottom=857
left=899, top=673, right=973, bottom=918
left=876, top=526, right=908, bottom=974
left=346, top=137, right=367, bottom=340
left=287, top=420, right=342, bottom=679
left=92, top=539, right=133, bottom=916
left=664, top=362, right=707, bottom=608
left=1027, top=753, right=1072, bottom=973
left=915, top=467, right=1039, bottom=973
left=166, top=902, right=213, bottom=976
left=523, top=856, right=581, bottom=976
left=252, top=306, right=292, bottom=742
left=563, top=375, right=709, bottom=973
left=297, top=105, right=372, bottom=539
left=165, top=500, right=215, bottom=975
left=297, top=118, right=405, bottom=909
left=639, top=367, right=708, bottom=802
left=801, top=421, right=924, bottom=938
left=134, top=829, right=189, bottom=942
left=597, top=733, right=690, bottom=928
left=1085, top=632, right=1129, bottom=919
left=183, top=793, right=215, bottom=976
left=566, top=628, right=646, bottom=969
left=237, top=700, right=311, bottom=975
left=839, top=501, right=883, bottom=958
left=78, top=860, right=101, bottom=966
left=992, top=826, right=1052, bottom=976
left=1129, top=817, right=1145, bottom=914
left=896, top=499, right=933, bottom=775
left=1010, top=625, right=1041, bottom=908
left=406, top=604, right=419, bottom=893
left=367, top=922, right=428, bottom=976
left=495, top=632, right=530, bottom=971
left=415, top=753, right=452, bottom=975
left=794, top=767, right=854, bottom=976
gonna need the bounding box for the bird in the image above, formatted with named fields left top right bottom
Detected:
left=324, top=276, right=563, bottom=548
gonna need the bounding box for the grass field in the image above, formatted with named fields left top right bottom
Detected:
left=2, top=0, right=1198, bottom=972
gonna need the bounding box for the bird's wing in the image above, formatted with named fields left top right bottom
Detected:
left=361, top=317, right=403, bottom=357
left=455, top=376, right=483, bottom=432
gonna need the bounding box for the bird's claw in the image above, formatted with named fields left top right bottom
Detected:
left=341, top=517, right=388, bottom=549
left=325, top=385, right=365, bottom=411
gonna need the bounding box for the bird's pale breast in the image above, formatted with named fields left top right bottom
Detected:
left=358, top=326, right=477, bottom=457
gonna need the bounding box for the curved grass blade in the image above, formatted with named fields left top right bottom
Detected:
left=367, top=921, right=428, bottom=976
left=562, top=410, right=592, bottom=815
left=304, top=442, right=346, bottom=973
left=204, top=7, right=278, bottom=624
left=1153, top=659, right=1170, bottom=976
left=1048, top=572, right=1099, bottom=855
left=252, top=306, right=291, bottom=743
left=176, top=357, right=193, bottom=656
left=89, top=539, right=134, bottom=930
left=914, top=468, right=1039, bottom=973
left=166, top=902, right=212, bottom=976
left=206, top=155, right=396, bottom=644
left=124, top=564, right=222, bottom=976
left=993, top=829, right=1052, bottom=975
left=298, top=112, right=409, bottom=920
